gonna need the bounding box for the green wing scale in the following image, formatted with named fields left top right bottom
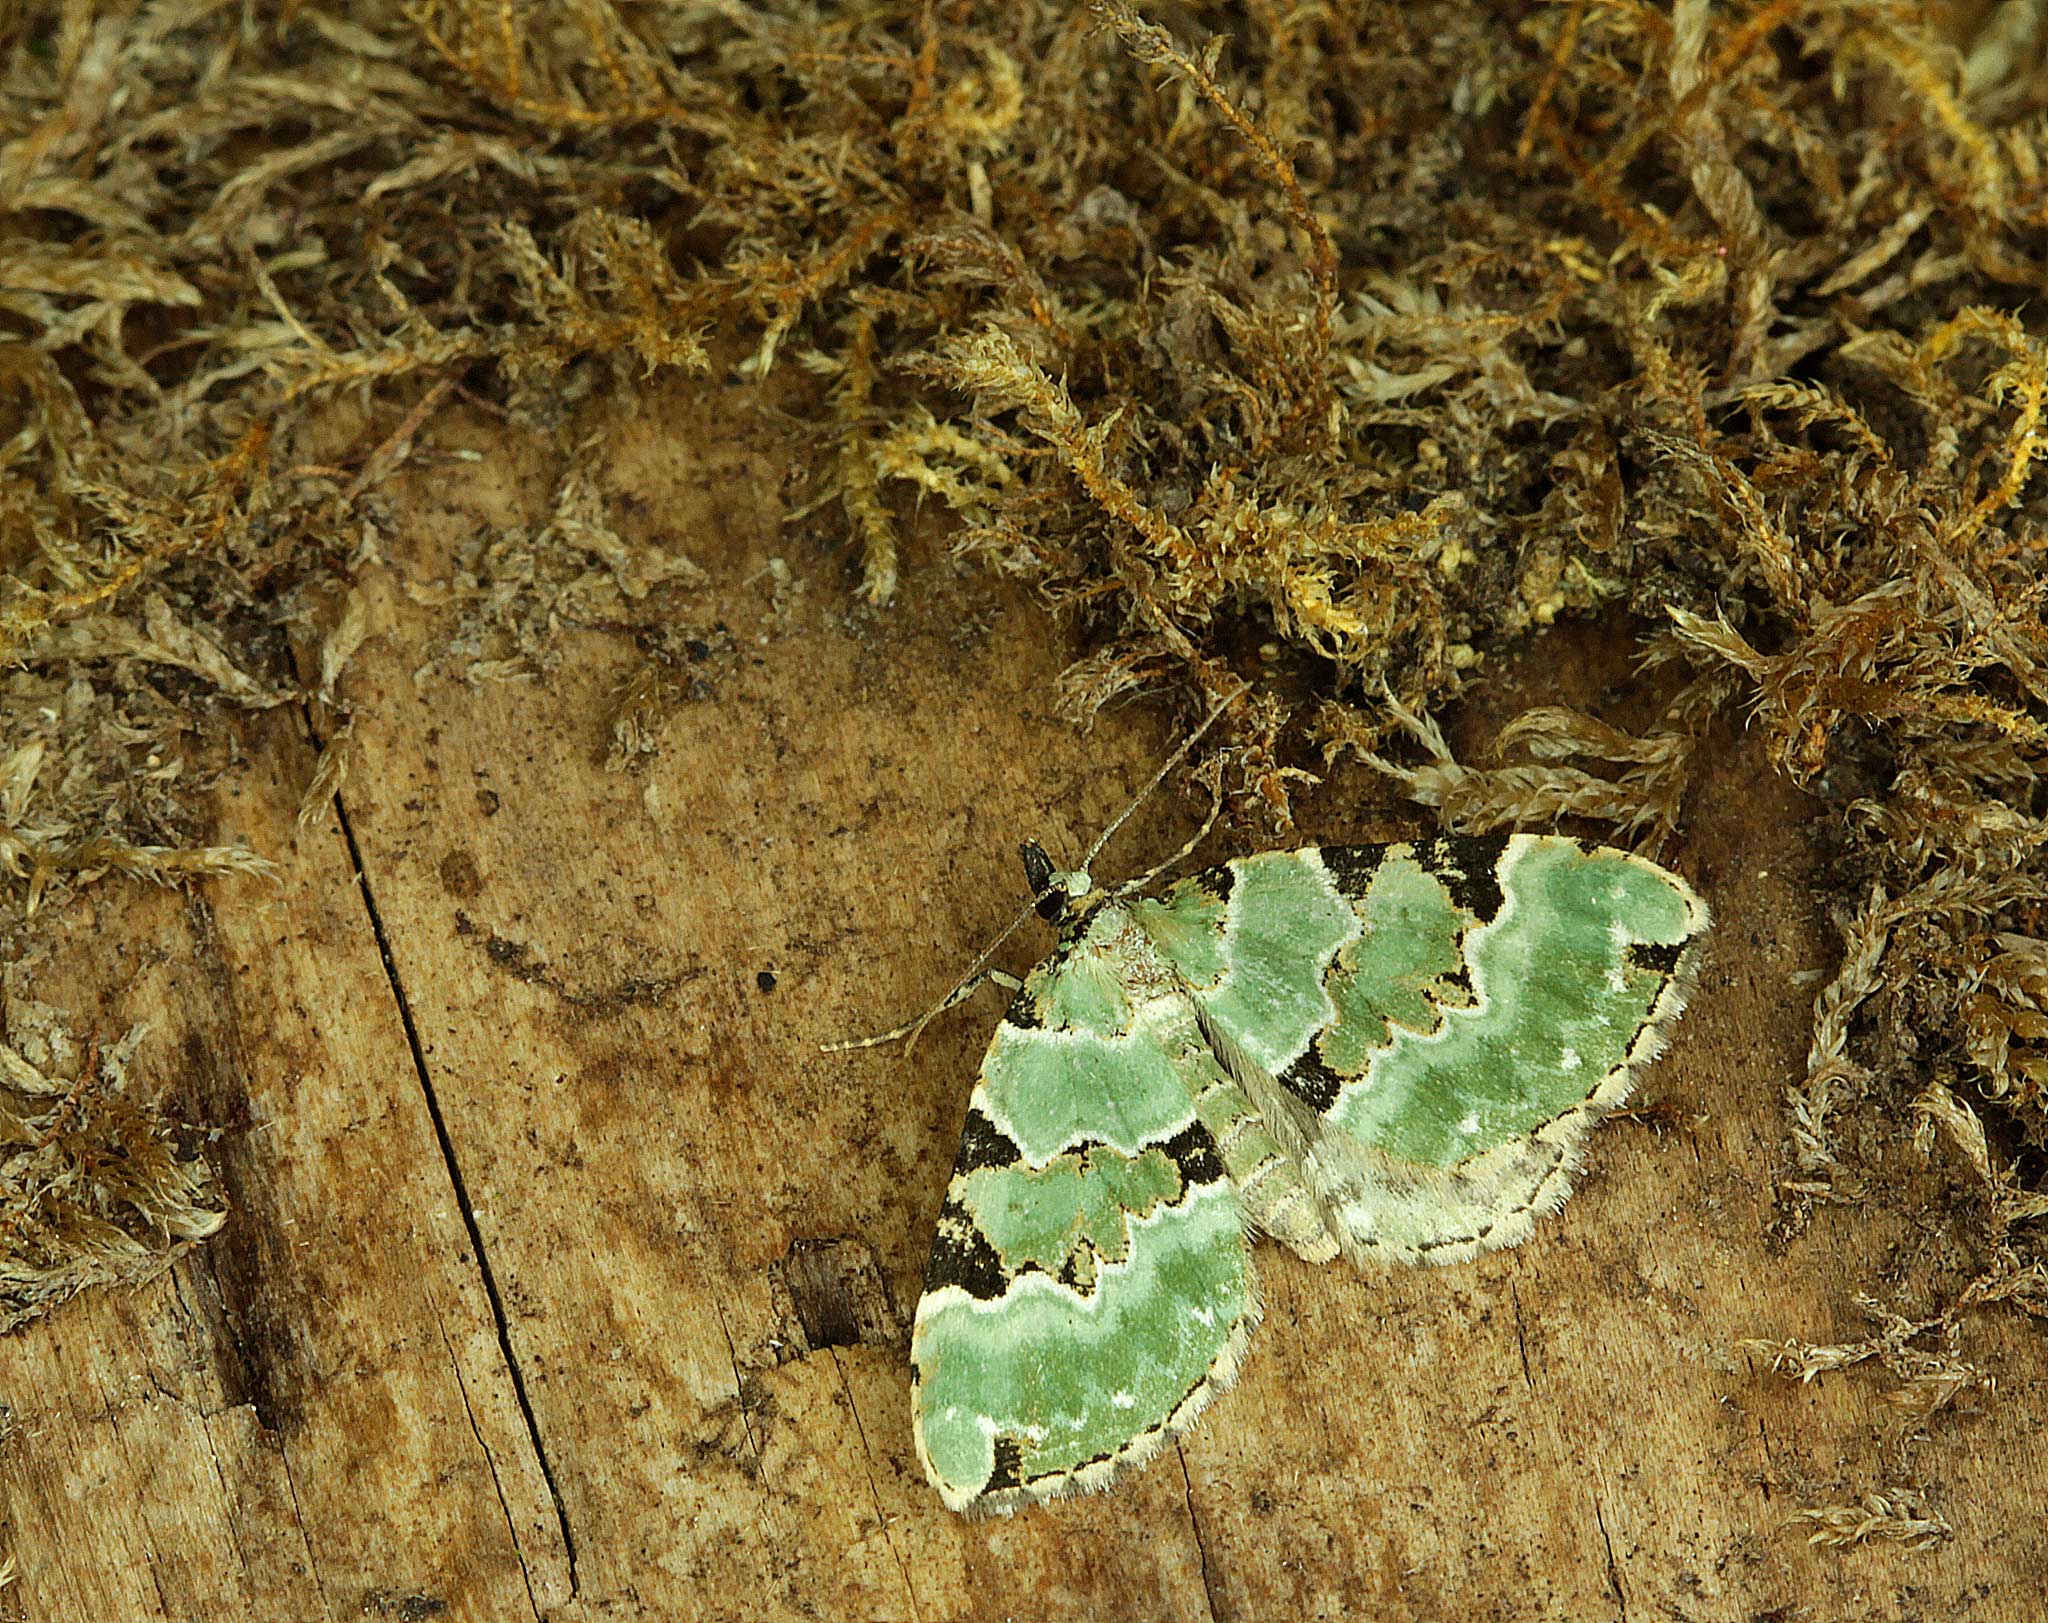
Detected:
left=908, top=831, right=1708, bottom=1513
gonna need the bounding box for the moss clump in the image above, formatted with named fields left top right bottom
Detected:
left=0, top=997, right=224, bottom=1330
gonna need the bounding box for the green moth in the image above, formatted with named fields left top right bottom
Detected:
left=908, top=831, right=1708, bottom=1514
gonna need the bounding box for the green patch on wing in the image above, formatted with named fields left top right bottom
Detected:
left=1317, top=850, right=1473, bottom=1075
left=1325, top=837, right=1697, bottom=1166
left=955, top=1144, right=1189, bottom=1287
left=1128, top=879, right=1230, bottom=987
left=1029, top=943, right=1135, bottom=1032
left=1182, top=850, right=1358, bottom=1070
left=978, top=1022, right=1198, bottom=1165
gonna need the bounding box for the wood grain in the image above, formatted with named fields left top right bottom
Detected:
left=2, top=377, right=2042, bottom=1621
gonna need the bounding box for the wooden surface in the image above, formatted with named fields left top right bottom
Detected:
left=4, top=377, right=2045, bottom=1621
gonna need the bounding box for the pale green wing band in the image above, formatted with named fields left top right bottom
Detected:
left=914, top=1174, right=1254, bottom=1513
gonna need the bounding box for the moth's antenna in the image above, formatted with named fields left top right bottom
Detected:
left=1079, top=678, right=1249, bottom=875
left=821, top=678, right=1248, bottom=1056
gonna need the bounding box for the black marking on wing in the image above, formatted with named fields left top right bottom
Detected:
left=1418, top=834, right=1508, bottom=925
left=929, top=1125, right=1222, bottom=1305
left=1002, top=992, right=1041, bottom=1031
left=1316, top=844, right=1388, bottom=896
left=1039, top=935, right=1083, bottom=973
left=926, top=1198, right=1011, bottom=1301
left=1158, top=1119, right=1225, bottom=1186
left=963, top=1130, right=1223, bottom=1192
left=1278, top=1046, right=1343, bottom=1112
left=952, top=1106, right=1021, bottom=1175
left=1177, top=862, right=1235, bottom=906
left=1436, top=957, right=1477, bottom=1005
left=986, top=1434, right=1025, bottom=1493
left=978, top=1126, right=1225, bottom=1198
left=1627, top=939, right=1685, bottom=977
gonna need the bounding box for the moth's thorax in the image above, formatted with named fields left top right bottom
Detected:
left=1061, top=895, right=1132, bottom=941
left=1062, top=900, right=1180, bottom=1001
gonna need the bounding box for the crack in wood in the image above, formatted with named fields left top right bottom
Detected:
left=711, top=1299, right=763, bottom=1471
left=273, top=1419, right=337, bottom=1623
left=193, top=1413, right=259, bottom=1603
left=1176, top=1442, right=1222, bottom=1623
left=1509, top=1279, right=1537, bottom=1393
left=435, top=1307, right=545, bottom=1621
left=324, top=760, right=580, bottom=1600
left=825, top=1348, right=923, bottom=1623
left=1593, top=1491, right=1629, bottom=1623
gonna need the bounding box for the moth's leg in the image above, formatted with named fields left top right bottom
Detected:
left=821, top=969, right=1024, bottom=1053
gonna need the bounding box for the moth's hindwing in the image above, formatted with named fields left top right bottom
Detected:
left=909, top=907, right=1258, bottom=1515
left=1137, top=833, right=1710, bottom=1266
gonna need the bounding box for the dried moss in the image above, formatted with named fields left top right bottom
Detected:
left=0, top=987, right=224, bottom=1332
left=3, top=0, right=2046, bottom=1539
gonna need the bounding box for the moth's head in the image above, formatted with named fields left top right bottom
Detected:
left=1019, top=839, right=1093, bottom=926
